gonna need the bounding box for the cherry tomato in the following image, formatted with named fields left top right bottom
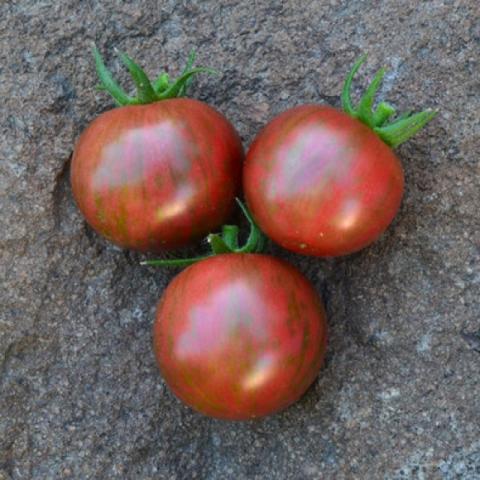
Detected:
left=153, top=254, right=328, bottom=420
left=243, top=57, right=435, bottom=257
left=244, top=105, right=404, bottom=256
left=72, top=98, right=243, bottom=251
left=71, top=48, right=244, bottom=252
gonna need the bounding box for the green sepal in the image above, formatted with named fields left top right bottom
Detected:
left=156, top=67, right=218, bottom=100
left=178, top=50, right=196, bottom=97
left=93, top=45, right=216, bottom=106
left=207, top=234, right=232, bottom=255
left=374, top=110, right=437, bottom=148
left=141, top=199, right=266, bottom=268
left=341, top=55, right=437, bottom=148
left=234, top=199, right=266, bottom=254
left=115, top=48, right=157, bottom=104
left=93, top=46, right=133, bottom=106
left=221, top=225, right=240, bottom=250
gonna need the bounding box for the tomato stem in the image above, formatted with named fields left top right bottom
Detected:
left=341, top=55, right=437, bottom=148
left=153, top=73, right=170, bottom=93
left=141, top=199, right=266, bottom=268
left=143, top=255, right=213, bottom=268
left=93, top=45, right=217, bottom=106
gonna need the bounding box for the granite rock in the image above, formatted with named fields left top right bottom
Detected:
left=1, top=1, right=479, bottom=479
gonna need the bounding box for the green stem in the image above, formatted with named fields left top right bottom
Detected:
left=141, top=199, right=266, bottom=268
left=141, top=255, right=212, bottom=268
left=341, top=55, right=437, bottom=147
left=372, top=102, right=396, bottom=127
left=93, top=45, right=216, bottom=106
left=153, top=73, right=170, bottom=94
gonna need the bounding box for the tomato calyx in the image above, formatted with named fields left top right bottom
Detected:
left=341, top=55, right=437, bottom=148
left=93, top=46, right=217, bottom=106
left=141, top=199, right=266, bottom=267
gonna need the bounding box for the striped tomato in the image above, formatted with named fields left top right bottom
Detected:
left=153, top=253, right=328, bottom=420
left=244, top=56, right=435, bottom=257
left=71, top=48, right=243, bottom=252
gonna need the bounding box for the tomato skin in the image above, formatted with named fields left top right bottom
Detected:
left=243, top=105, right=404, bottom=256
left=153, top=254, right=327, bottom=420
left=71, top=98, right=244, bottom=252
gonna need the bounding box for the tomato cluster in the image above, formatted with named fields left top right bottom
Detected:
left=71, top=48, right=435, bottom=419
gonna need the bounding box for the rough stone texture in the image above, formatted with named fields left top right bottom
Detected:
left=1, top=1, right=479, bottom=479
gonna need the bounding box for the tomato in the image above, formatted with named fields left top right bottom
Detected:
left=71, top=98, right=243, bottom=251
left=153, top=254, right=327, bottom=420
left=243, top=57, right=435, bottom=257
left=71, top=48, right=244, bottom=252
left=244, top=105, right=404, bottom=256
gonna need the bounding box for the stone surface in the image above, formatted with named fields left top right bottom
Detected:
left=1, top=1, right=479, bottom=479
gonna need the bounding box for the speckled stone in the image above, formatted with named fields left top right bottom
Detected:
left=1, top=1, right=479, bottom=479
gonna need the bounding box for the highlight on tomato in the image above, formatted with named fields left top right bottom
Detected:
left=243, top=56, right=436, bottom=257
left=71, top=47, right=244, bottom=252
left=144, top=201, right=328, bottom=420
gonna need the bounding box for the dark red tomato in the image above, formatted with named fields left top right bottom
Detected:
left=71, top=98, right=243, bottom=252
left=153, top=254, right=327, bottom=420
left=243, top=105, right=404, bottom=256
